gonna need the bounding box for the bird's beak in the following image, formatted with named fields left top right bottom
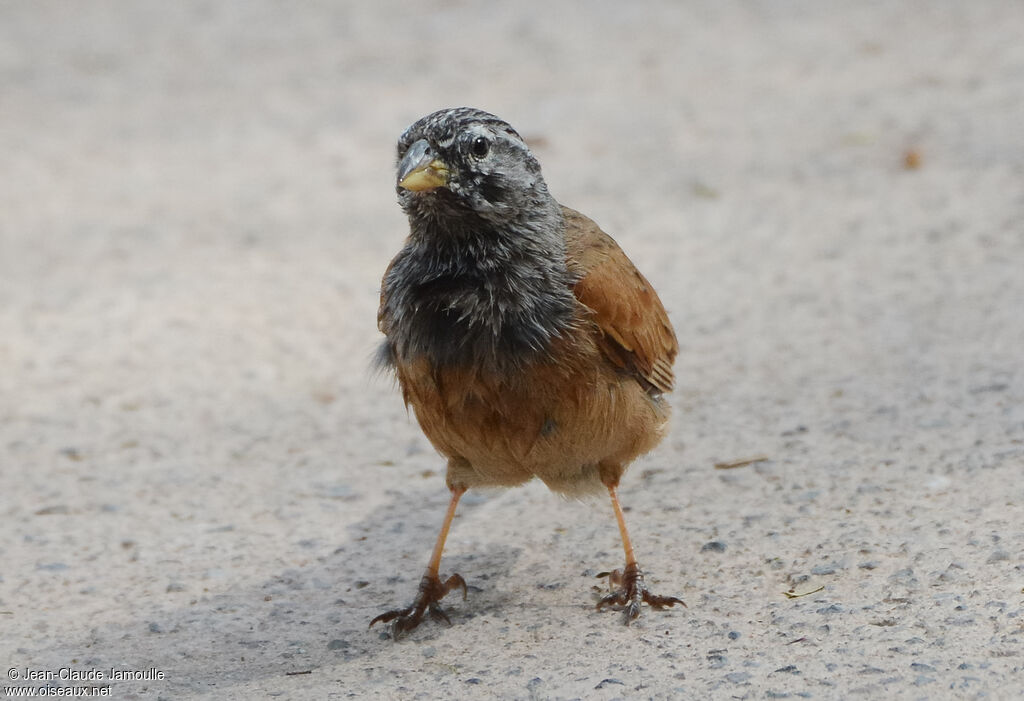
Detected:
left=397, top=139, right=450, bottom=192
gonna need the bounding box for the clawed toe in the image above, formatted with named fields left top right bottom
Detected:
left=644, top=591, right=685, bottom=610
left=370, top=572, right=467, bottom=640
left=595, top=563, right=684, bottom=624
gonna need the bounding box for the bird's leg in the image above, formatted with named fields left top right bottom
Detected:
left=370, top=486, right=468, bottom=639
left=596, top=481, right=685, bottom=624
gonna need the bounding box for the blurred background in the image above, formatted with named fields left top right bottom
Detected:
left=2, top=1, right=1022, bottom=697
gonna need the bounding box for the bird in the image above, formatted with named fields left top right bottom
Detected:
left=370, top=107, right=684, bottom=639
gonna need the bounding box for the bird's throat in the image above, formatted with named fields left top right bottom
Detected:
left=382, top=223, right=577, bottom=371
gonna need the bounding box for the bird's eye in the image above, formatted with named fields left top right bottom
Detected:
left=470, top=136, right=490, bottom=158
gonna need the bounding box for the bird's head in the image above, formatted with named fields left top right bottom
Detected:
left=395, top=108, right=558, bottom=231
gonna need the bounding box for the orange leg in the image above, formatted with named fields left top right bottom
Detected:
left=608, top=484, right=638, bottom=567
left=597, top=483, right=686, bottom=623
left=370, top=486, right=468, bottom=639
left=426, top=486, right=465, bottom=575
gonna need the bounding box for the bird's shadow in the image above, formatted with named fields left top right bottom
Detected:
left=19, top=487, right=526, bottom=697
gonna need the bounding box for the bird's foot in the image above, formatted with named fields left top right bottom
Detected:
left=369, top=571, right=467, bottom=639
left=596, top=561, right=685, bottom=624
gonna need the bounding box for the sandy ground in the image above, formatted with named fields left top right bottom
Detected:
left=2, top=1, right=1023, bottom=699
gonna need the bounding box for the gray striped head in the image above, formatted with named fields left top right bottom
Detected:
left=395, top=108, right=552, bottom=226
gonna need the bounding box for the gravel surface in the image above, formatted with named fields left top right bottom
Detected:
left=2, top=2, right=1023, bottom=698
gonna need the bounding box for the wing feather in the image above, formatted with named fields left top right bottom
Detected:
left=563, top=206, right=678, bottom=395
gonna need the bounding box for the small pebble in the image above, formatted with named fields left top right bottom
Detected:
left=36, top=562, right=69, bottom=571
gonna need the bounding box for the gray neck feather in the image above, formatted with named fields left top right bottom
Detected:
left=381, top=200, right=576, bottom=371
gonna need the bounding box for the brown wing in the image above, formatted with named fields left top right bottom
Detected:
left=563, top=206, right=678, bottom=395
